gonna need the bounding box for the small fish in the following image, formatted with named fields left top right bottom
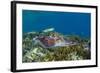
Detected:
left=43, top=28, right=55, bottom=32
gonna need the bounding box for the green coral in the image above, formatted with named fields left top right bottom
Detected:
left=22, top=31, right=90, bottom=63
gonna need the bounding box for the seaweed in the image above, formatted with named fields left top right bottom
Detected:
left=22, top=29, right=90, bottom=63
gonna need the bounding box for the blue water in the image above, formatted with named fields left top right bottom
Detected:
left=22, top=10, right=91, bottom=37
